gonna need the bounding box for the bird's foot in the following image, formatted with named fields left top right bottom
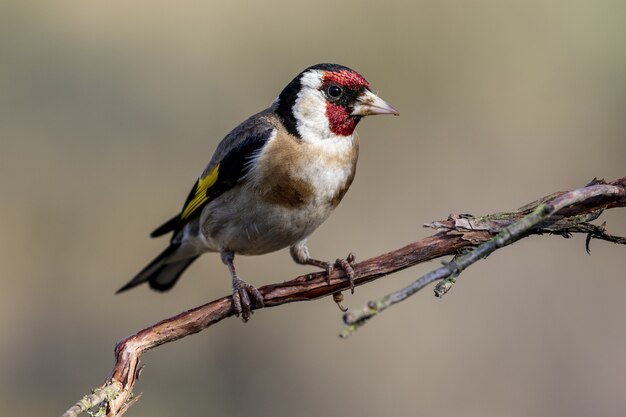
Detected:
left=325, top=252, right=357, bottom=294
left=290, top=243, right=357, bottom=293
left=231, top=276, right=264, bottom=322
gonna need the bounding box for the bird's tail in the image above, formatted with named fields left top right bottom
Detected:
left=116, top=244, right=200, bottom=293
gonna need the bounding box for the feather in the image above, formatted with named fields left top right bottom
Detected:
left=152, top=120, right=276, bottom=236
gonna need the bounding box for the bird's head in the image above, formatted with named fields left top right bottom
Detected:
left=276, top=63, right=398, bottom=141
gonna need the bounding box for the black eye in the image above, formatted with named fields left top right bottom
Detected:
left=327, top=85, right=342, bottom=99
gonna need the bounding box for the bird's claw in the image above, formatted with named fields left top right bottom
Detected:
left=333, top=291, right=349, bottom=312
left=232, top=277, right=264, bottom=322
left=326, top=252, right=356, bottom=294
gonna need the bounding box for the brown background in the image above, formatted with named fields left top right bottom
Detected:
left=1, top=1, right=625, bottom=416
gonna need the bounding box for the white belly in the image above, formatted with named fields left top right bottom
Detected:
left=197, top=129, right=359, bottom=255
left=198, top=184, right=336, bottom=255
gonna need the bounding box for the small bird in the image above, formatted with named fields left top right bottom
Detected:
left=117, top=63, right=398, bottom=321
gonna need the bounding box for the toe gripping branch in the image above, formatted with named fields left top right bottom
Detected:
left=231, top=276, right=264, bottom=322
left=327, top=253, right=357, bottom=312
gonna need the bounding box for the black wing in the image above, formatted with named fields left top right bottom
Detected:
left=151, top=112, right=275, bottom=237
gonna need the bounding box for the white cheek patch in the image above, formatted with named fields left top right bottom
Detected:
left=292, top=70, right=333, bottom=141
left=299, top=70, right=323, bottom=89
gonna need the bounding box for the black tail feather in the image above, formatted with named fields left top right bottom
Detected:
left=150, top=215, right=179, bottom=238
left=116, top=244, right=198, bottom=293
left=148, top=256, right=199, bottom=292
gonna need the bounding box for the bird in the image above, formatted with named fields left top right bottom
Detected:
left=117, top=63, right=399, bottom=321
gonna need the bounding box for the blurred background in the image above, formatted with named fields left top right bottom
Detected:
left=1, top=1, right=625, bottom=416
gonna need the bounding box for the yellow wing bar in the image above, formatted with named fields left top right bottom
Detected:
left=181, top=163, right=220, bottom=220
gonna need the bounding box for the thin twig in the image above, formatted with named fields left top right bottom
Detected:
left=61, top=177, right=626, bottom=417
left=340, top=182, right=625, bottom=336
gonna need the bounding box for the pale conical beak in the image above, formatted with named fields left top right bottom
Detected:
left=351, top=89, right=399, bottom=117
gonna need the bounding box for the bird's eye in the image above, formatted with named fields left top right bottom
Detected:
left=327, top=85, right=342, bottom=99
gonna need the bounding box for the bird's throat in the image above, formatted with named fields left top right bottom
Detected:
left=326, top=103, right=359, bottom=136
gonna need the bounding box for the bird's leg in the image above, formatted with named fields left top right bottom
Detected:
left=289, top=241, right=357, bottom=294
left=220, top=249, right=264, bottom=322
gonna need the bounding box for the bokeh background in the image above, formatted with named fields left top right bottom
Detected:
left=2, top=1, right=625, bottom=416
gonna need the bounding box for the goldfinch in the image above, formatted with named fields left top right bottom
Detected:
left=117, top=63, right=398, bottom=321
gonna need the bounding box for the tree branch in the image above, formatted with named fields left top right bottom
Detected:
left=341, top=178, right=626, bottom=336
left=61, top=177, right=626, bottom=417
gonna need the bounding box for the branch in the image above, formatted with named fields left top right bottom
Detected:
left=61, top=177, right=626, bottom=417
left=341, top=178, right=626, bottom=336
